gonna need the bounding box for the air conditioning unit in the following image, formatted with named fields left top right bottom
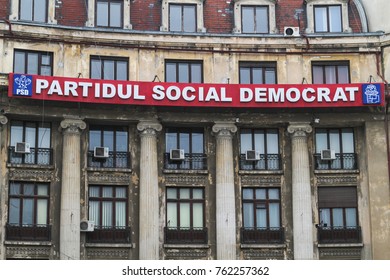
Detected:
left=321, top=149, right=336, bottom=160
left=245, top=150, right=261, bottom=161
left=284, top=26, right=300, bottom=37
left=94, top=146, right=109, bottom=158
left=15, top=142, right=31, bottom=153
left=170, top=149, right=185, bottom=160
left=80, top=220, right=95, bottom=232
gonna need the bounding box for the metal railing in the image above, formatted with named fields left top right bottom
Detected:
left=86, top=226, right=131, bottom=243
left=164, top=227, right=208, bottom=244
left=317, top=226, right=362, bottom=244
left=87, top=151, right=131, bottom=169
left=241, top=227, right=285, bottom=244
left=8, top=147, right=53, bottom=165
left=6, top=223, right=51, bottom=241
left=163, top=153, right=207, bottom=170
left=239, top=154, right=281, bottom=171
left=314, top=153, right=358, bottom=170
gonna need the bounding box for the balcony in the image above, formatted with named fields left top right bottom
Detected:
left=314, top=153, right=358, bottom=170
left=317, top=226, right=362, bottom=244
left=164, top=227, right=208, bottom=244
left=86, top=226, right=131, bottom=244
left=6, top=224, right=51, bottom=241
left=241, top=227, right=285, bottom=244
left=8, top=147, right=53, bottom=165
left=87, top=151, right=131, bottom=169
left=239, top=154, right=281, bottom=171
left=163, top=153, right=207, bottom=170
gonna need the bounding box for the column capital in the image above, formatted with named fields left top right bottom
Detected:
left=60, top=118, right=86, bottom=135
left=137, top=120, right=162, bottom=136
left=287, top=122, right=312, bottom=137
left=0, top=115, right=8, bottom=126
left=212, top=122, right=237, bottom=138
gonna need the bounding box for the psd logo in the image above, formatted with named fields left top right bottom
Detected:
left=13, top=74, right=33, bottom=97
left=362, top=84, right=381, bottom=105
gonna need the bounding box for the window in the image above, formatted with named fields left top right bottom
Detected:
left=7, top=182, right=51, bottom=241
left=9, top=120, right=52, bottom=165
left=9, top=0, right=56, bottom=24
left=233, top=0, right=276, bottom=34
left=240, top=128, right=280, bottom=170
left=96, top=0, right=123, bottom=28
left=239, top=62, right=277, bottom=84
left=241, top=187, right=284, bottom=244
left=165, top=187, right=207, bottom=244
left=88, top=125, right=130, bottom=168
left=165, top=60, right=203, bottom=83
left=164, top=128, right=206, bottom=170
left=14, top=49, right=53, bottom=76
left=314, top=128, right=357, bottom=170
left=317, top=186, right=361, bottom=243
left=87, top=185, right=130, bottom=243
left=90, top=56, right=128, bottom=80
left=312, top=61, right=349, bottom=84
left=160, top=0, right=205, bottom=32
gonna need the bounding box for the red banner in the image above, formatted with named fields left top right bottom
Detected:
left=8, top=73, right=385, bottom=108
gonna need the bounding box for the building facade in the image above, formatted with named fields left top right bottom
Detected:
left=0, top=0, right=389, bottom=260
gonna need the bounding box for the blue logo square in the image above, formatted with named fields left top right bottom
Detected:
left=13, top=74, right=33, bottom=97
left=362, top=84, right=381, bottom=105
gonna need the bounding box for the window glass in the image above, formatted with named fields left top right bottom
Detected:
left=329, top=6, right=342, bottom=32
left=97, top=2, right=109, bottom=26
left=169, top=4, right=182, bottom=32
left=110, top=2, right=122, bottom=27
left=14, top=50, right=53, bottom=75
left=103, top=60, right=115, bottom=80
left=165, top=60, right=202, bottom=83
left=255, top=7, right=268, bottom=33
left=183, top=5, right=196, bottom=32
left=20, top=0, right=33, bottom=21
left=239, top=62, right=276, bottom=84
left=35, top=0, right=46, bottom=22
left=27, top=53, right=38, bottom=75
left=90, top=57, right=128, bottom=80
left=242, top=7, right=255, bottom=33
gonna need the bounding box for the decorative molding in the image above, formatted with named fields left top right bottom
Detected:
left=60, top=118, right=86, bottom=135
left=287, top=123, right=312, bottom=138
left=86, top=248, right=131, bottom=260
left=316, top=175, right=358, bottom=186
left=165, top=175, right=207, bottom=186
left=8, top=169, right=54, bottom=182
left=6, top=246, right=51, bottom=259
left=319, top=247, right=362, bottom=260
left=0, top=115, right=8, bottom=125
left=212, top=122, right=237, bottom=138
left=88, top=172, right=132, bottom=184
left=137, top=120, right=162, bottom=137
left=242, top=248, right=285, bottom=260
left=241, top=175, right=282, bottom=187
left=165, top=249, right=208, bottom=260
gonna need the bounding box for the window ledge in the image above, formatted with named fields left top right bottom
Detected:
left=314, top=170, right=359, bottom=175
left=239, top=170, right=283, bottom=175
left=86, top=167, right=132, bottom=173
left=163, top=169, right=208, bottom=175
left=317, top=243, right=363, bottom=248
left=85, top=243, right=132, bottom=248
left=240, top=243, right=286, bottom=249
left=4, top=241, right=52, bottom=246
left=7, top=164, right=54, bottom=170
left=164, top=244, right=210, bottom=249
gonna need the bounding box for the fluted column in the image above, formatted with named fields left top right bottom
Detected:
left=212, top=122, right=237, bottom=260
left=137, top=120, right=162, bottom=260
left=0, top=115, right=8, bottom=260
left=287, top=123, right=314, bottom=260
left=59, top=118, right=86, bottom=260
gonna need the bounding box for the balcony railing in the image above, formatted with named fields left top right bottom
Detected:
left=241, top=227, right=285, bottom=244
left=8, top=147, right=53, bottom=165
left=164, top=227, right=208, bottom=244
left=163, top=153, right=207, bottom=170
left=314, top=153, right=358, bottom=170
left=86, top=226, right=131, bottom=243
left=6, top=223, right=51, bottom=241
left=317, top=226, right=362, bottom=244
left=239, top=154, right=281, bottom=171
left=87, top=151, right=131, bottom=169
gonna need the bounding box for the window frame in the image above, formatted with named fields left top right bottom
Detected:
left=86, top=0, right=132, bottom=29
left=9, top=0, right=56, bottom=24
left=169, top=3, right=197, bottom=32
left=165, top=59, right=203, bottom=83
left=13, top=49, right=54, bottom=76
left=95, top=0, right=124, bottom=28
left=314, top=5, right=342, bottom=33
left=241, top=5, right=269, bottom=34
left=90, top=56, right=129, bottom=81
left=311, top=61, right=350, bottom=84
left=239, top=61, right=277, bottom=84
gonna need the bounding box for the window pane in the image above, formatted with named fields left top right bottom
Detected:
left=342, top=129, right=354, bottom=153
left=329, top=6, right=342, bottom=32
left=320, top=208, right=331, bottom=227
left=10, top=121, right=23, bottom=146
left=103, top=60, right=115, bottom=80
left=89, top=186, right=100, bottom=197
left=25, top=123, right=37, bottom=148
left=116, top=130, right=128, bottom=151
left=269, top=203, right=280, bottom=228
left=255, top=188, right=266, bottom=199
left=169, top=5, right=181, bottom=31
left=180, top=188, right=190, bottom=199
left=167, top=188, right=177, bottom=199
left=27, top=53, right=39, bottom=74
left=24, top=183, right=34, bottom=195
left=254, top=131, right=265, bottom=154
left=265, top=68, right=276, bottom=84
left=252, top=68, right=263, bottom=84
left=37, top=184, right=48, bottom=196
left=178, top=63, right=189, bottom=83
left=192, top=189, right=203, bottom=199
left=190, top=63, right=202, bottom=83
left=38, top=124, right=50, bottom=148
left=315, top=129, right=327, bottom=152
left=240, top=129, right=252, bottom=152
left=243, top=188, right=253, bottom=200
left=183, top=5, right=196, bottom=32
left=179, top=203, right=190, bottom=228
left=10, top=183, right=21, bottom=195
left=37, top=199, right=48, bottom=225
left=312, top=66, right=324, bottom=84
left=329, top=129, right=341, bottom=152
left=332, top=208, right=343, bottom=227
left=166, top=63, right=177, bottom=82
left=103, top=130, right=114, bottom=149
left=255, top=7, right=268, bottom=33
left=34, top=0, right=46, bottom=22
left=89, top=130, right=101, bottom=148
left=115, top=201, right=126, bottom=227
left=89, top=201, right=100, bottom=226
left=240, top=68, right=251, bottom=84
left=325, top=66, right=337, bottom=84
left=315, top=7, right=327, bottom=32
left=167, top=202, right=177, bottom=227
left=256, top=207, right=267, bottom=228
left=91, top=60, right=102, bottom=79
left=242, top=7, right=255, bottom=33
left=243, top=203, right=254, bottom=228
left=102, top=201, right=113, bottom=226
left=193, top=203, right=203, bottom=228
left=266, top=131, right=278, bottom=154
left=97, top=2, right=109, bottom=26
left=14, top=52, right=26, bottom=74
left=116, top=187, right=126, bottom=198
left=102, top=187, right=113, bottom=198
left=338, top=65, right=349, bottom=83
left=116, top=61, right=128, bottom=80
left=110, top=2, right=122, bottom=27
left=191, top=132, right=203, bottom=153
left=9, top=198, right=20, bottom=224
left=179, top=132, right=190, bottom=152
left=22, top=199, right=34, bottom=225
left=20, top=0, right=33, bottom=21
left=268, top=189, right=279, bottom=200
left=345, top=208, right=357, bottom=227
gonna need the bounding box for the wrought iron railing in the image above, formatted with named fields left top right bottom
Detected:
left=6, top=223, right=51, bottom=241
left=8, top=146, right=53, bottom=165
left=87, top=151, right=131, bottom=169
left=164, top=227, right=208, bottom=244
left=239, top=154, right=281, bottom=171
left=86, top=226, right=131, bottom=243
left=163, top=153, right=207, bottom=170
left=317, top=226, right=362, bottom=244
left=314, top=153, right=358, bottom=170
left=241, top=227, right=285, bottom=244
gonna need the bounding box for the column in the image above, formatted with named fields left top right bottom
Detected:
left=137, top=120, right=162, bottom=260
left=59, top=118, right=86, bottom=260
left=212, top=122, right=237, bottom=260
left=0, top=115, right=8, bottom=260
left=287, top=123, right=314, bottom=260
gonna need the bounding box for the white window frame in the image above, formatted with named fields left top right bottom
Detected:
left=86, top=0, right=132, bottom=29
left=305, top=0, right=351, bottom=33
left=233, top=0, right=277, bottom=34
left=9, top=0, right=57, bottom=24
left=160, top=0, right=206, bottom=33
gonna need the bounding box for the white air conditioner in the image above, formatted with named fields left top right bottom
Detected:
left=284, top=26, right=300, bottom=37
left=94, top=146, right=109, bottom=158
left=170, top=149, right=185, bottom=160
left=245, top=150, right=261, bottom=161
left=15, top=142, right=31, bottom=153
left=321, top=149, right=336, bottom=160
left=80, top=220, right=95, bottom=232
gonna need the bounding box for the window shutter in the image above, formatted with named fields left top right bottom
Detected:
left=318, top=187, right=357, bottom=208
